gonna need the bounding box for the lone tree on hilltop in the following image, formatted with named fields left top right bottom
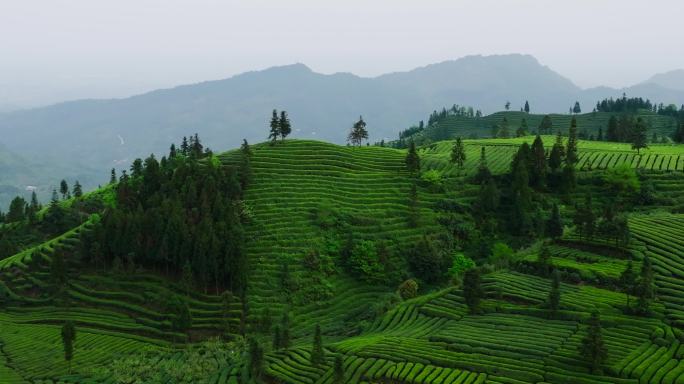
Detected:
left=61, top=320, right=76, bottom=373
left=311, top=324, right=325, bottom=366
left=579, top=311, right=608, bottom=374
left=450, top=137, right=466, bottom=175
left=279, top=110, right=292, bottom=141
left=60, top=179, right=69, bottom=200
left=72, top=181, right=83, bottom=198
left=524, top=100, right=530, bottom=113
left=463, top=268, right=483, bottom=314
left=269, top=109, right=280, bottom=143
left=573, top=101, right=582, bottom=114
left=405, top=141, right=421, bottom=174
left=505, top=101, right=511, bottom=110
left=348, top=116, right=368, bottom=146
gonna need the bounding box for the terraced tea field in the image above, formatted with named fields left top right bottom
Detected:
left=219, top=140, right=447, bottom=333
left=421, top=136, right=684, bottom=177
left=3, top=138, right=684, bottom=383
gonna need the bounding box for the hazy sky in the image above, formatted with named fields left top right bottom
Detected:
left=1, top=0, right=682, bottom=108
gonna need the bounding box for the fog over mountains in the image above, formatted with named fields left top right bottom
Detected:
left=1, top=54, right=683, bottom=207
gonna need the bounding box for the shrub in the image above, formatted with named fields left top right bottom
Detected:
left=349, top=240, right=384, bottom=283
left=398, top=279, right=418, bottom=300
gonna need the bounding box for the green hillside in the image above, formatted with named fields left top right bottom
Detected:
left=2, top=137, right=684, bottom=383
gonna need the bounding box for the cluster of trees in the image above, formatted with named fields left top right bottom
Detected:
left=427, top=104, right=481, bottom=127
left=268, top=110, right=292, bottom=143
left=80, top=135, right=252, bottom=294
left=595, top=96, right=653, bottom=113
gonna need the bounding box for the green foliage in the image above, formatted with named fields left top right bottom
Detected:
left=489, top=242, right=513, bottom=268
left=545, top=203, right=563, bottom=239
left=604, top=164, right=640, bottom=195
left=102, top=337, right=245, bottom=383
left=349, top=240, right=385, bottom=284
left=408, top=236, right=449, bottom=284
left=167, top=295, right=192, bottom=334
left=448, top=252, right=475, bottom=277
left=420, top=169, right=442, bottom=185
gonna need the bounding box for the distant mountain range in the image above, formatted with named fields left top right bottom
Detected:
left=0, top=54, right=683, bottom=208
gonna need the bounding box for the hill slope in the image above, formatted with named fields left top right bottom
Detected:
left=3, top=138, right=684, bottom=383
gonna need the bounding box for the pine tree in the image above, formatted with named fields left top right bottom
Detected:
left=511, top=147, right=533, bottom=235
left=333, top=355, right=345, bottom=384
left=405, top=141, right=421, bottom=174
left=524, top=100, right=530, bottom=113
left=579, top=311, right=608, bottom=373
left=61, top=321, right=76, bottom=373
left=280, top=310, right=291, bottom=350
left=607, top=115, right=619, bottom=142
left=59, top=179, right=69, bottom=200
left=28, top=191, right=39, bottom=224
left=110, top=169, right=117, bottom=184
left=567, top=118, right=579, bottom=166
left=597, top=127, right=604, bottom=141
left=516, top=118, right=529, bottom=137
left=269, top=109, right=280, bottom=143
left=548, top=269, right=561, bottom=316
left=311, top=324, right=325, bottom=366
left=573, top=101, right=582, bottom=114
left=347, top=116, right=369, bottom=146
left=636, top=256, right=655, bottom=315
left=546, top=203, right=563, bottom=239
left=279, top=110, right=292, bottom=141
left=498, top=117, right=510, bottom=138
left=619, top=261, right=637, bottom=310
left=248, top=338, right=264, bottom=380
left=451, top=137, right=466, bottom=175
left=408, top=183, right=419, bottom=228
left=239, top=139, right=253, bottom=191
left=539, top=115, right=553, bottom=134
left=474, top=147, right=492, bottom=184
left=631, top=117, right=648, bottom=154
left=530, top=135, right=546, bottom=188
left=73, top=181, right=83, bottom=198
left=273, top=325, right=281, bottom=349
left=538, top=247, right=552, bottom=276
left=463, top=268, right=482, bottom=314
left=549, top=132, right=565, bottom=172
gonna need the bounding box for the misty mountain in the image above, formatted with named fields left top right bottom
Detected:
left=643, top=70, right=684, bottom=92
left=1, top=54, right=683, bottom=208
